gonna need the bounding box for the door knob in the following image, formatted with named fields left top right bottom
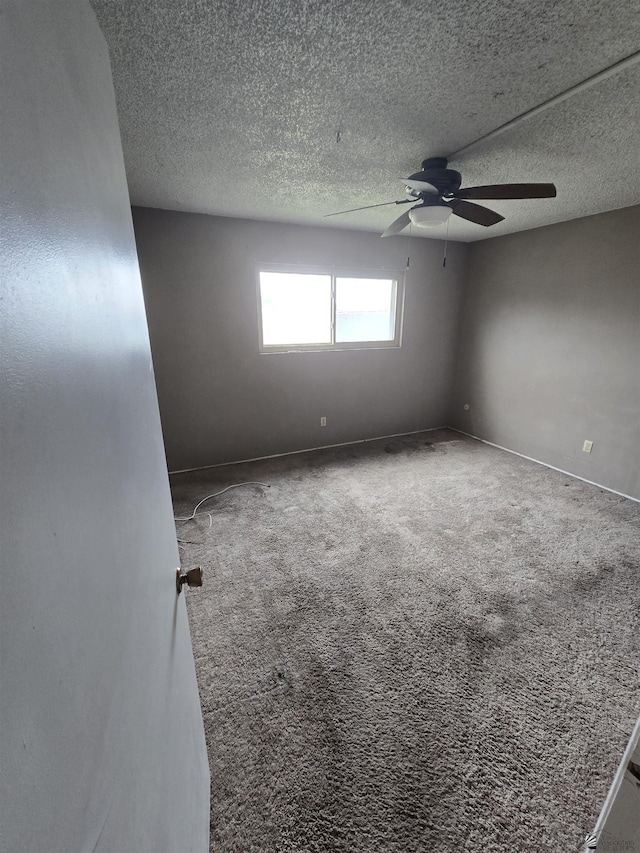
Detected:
left=176, top=566, right=203, bottom=594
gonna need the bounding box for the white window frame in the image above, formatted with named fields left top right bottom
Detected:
left=256, top=264, right=405, bottom=353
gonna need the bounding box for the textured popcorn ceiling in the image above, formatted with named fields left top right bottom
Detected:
left=92, top=0, right=640, bottom=241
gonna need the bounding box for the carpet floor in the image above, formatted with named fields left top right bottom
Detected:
left=171, top=430, right=640, bottom=853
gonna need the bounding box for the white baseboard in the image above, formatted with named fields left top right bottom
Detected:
left=585, top=715, right=640, bottom=852
left=171, top=427, right=640, bottom=504
left=449, top=427, right=639, bottom=504
left=169, top=426, right=448, bottom=475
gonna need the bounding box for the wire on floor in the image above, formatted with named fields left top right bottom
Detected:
left=174, top=482, right=269, bottom=523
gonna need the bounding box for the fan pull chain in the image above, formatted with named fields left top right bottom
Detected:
left=406, top=222, right=412, bottom=270
left=443, top=217, right=450, bottom=268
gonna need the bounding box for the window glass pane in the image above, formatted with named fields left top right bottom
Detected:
left=335, top=277, right=395, bottom=343
left=260, top=272, right=331, bottom=346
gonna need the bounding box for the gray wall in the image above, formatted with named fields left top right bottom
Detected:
left=450, top=204, right=640, bottom=500
left=0, top=3, right=209, bottom=851
left=133, top=207, right=468, bottom=471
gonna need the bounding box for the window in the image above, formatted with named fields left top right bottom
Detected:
left=258, top=267, right=403, bottom=352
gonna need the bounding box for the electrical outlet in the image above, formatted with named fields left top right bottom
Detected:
left=320, top=416, right=327, bottom=427
left=583, top=440, right=593, bottom=453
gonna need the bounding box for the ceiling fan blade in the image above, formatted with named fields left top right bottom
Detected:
left=448, top=199, right=504, bottom=226
left=402, top=178, right=438, bottom=194
left=381, top=209, right=412, bottom=238
left=455, top=183, right=557, bottom=200
left=324, top=198, right=414, bottom=218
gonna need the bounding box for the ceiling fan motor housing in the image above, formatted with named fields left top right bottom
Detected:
left=408, top=157, right=462, bottom=197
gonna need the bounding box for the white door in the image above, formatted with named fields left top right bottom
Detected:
left=0, top=3, right=209, bottom=851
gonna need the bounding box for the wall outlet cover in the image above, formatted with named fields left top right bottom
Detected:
left=583, top=440, right=593, bottom=453
left=320, top=417, right=327, bottom=427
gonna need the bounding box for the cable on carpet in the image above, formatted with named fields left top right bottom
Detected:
left=174, top=481, right=270, bottom=523
left=177, top=513, right=213, bottom=547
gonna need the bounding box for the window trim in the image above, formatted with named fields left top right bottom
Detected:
left=256, top=263, right=405, bottom=353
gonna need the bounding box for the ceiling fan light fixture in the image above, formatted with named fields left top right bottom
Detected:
left=408, top=204, right=452, bottom=227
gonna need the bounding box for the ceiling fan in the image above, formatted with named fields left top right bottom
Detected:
left=325, top=157, right=556, bottom=237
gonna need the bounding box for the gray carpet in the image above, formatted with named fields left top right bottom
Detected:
left=171, top=430, right=640, bottom=852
